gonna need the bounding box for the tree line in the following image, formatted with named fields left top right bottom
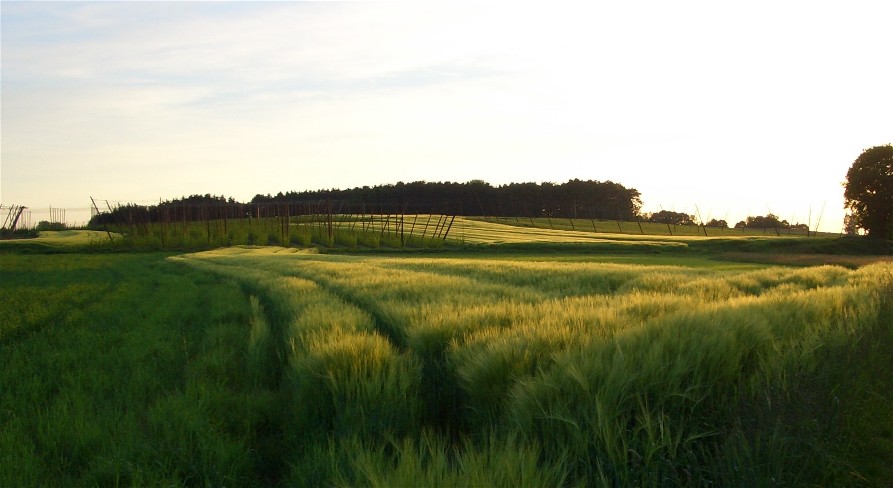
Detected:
left=88, top=140, right=893, bottom=240
left=89, top=195, right=240, bottom=228
left=89, top=182, right=815, bottom=232
left=640, top=210, right=809, bottom=231
left=251, top=179, right=643, bottom=220
left=90, top=179, right=644, bottom=227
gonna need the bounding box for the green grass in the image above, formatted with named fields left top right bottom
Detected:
left=0, top=252, right=281, bottom=486
left=0, top=230, right=117, bottom=252
left=3, top=245, right=891, bottom=486
left=81, top=214, right=449, bottom=251
left=470, top=215, right=826, bottom=238
left=9, top=217, right=890, bottom=265
left=454, top=217, right=893, bottom=255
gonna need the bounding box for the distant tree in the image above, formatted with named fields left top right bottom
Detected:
left=705, top=219, right=728, bottom=228
left=844, top=144, right=893, bottom=239
left=88, top=195, right=238, bottom=228
left=36, top=220, right=66, bottom=231
left=648, top=210, right=695, bottom=226
left=742, top=214, right=789, bottom=229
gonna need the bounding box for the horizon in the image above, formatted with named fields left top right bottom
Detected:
left=2, top=177, right=840, bottom=233
left=3, top=1, right=892, bottom=233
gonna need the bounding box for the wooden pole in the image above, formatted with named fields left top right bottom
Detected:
left=586, top=207, right=598, bottom=233
left=408, top=212, right=417, bottom=239
left=89, top=197, right=112, bottom=241
left=443, top=215, right=456, bottom=240
left=90, top=197, right=112, bottom=241
left=327, top=200, right=333, bottom=242
left=334, top=200, right=345, bottom=229
left=695, top=204, right=708, bottom=237
left=814, top=202, right=826, bottom=237
left=807, top=205, right=812, bottom=237
left=421, top=213, right=433, bottom=239
left=161, top=206, right=167, bottom=246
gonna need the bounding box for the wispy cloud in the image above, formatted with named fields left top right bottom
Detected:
left=2, top=1, right=892, bottom=231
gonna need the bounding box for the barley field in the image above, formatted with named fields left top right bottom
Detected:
left=176, top=247, right=892, bottom=486
left=2, top=230, right=891, bottom=486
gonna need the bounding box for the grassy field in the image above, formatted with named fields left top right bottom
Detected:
left=6, top=216, right=892, bottom=260
left=467, top=216, right=829, bottom=238
left=2, top=220, right=892, bottom=486
left=0, top=230, right=116, bottom=250
left=85, top=214, right=451, bottom=251
left=0, top=252, right=284, bottom=486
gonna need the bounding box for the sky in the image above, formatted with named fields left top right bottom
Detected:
left=2, top=1, right=891, bottom=231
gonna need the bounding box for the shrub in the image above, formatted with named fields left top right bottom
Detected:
left=334, top=231, right=358, bottom=248
left=290, top=230, right=311, bottom=247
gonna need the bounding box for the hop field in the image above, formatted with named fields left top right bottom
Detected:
left=2, top=245, right=891, bottom=486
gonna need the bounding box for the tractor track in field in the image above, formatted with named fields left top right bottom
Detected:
left=277, top=264, right=475, bottom=437
left=180, top=254, right=492, bottom=440
left=277, top=266, right=410, bottom=351
left=173, top=255, right=409, bottom=358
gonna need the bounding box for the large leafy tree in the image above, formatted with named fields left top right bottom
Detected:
left=844, top=145, right=893, bottom=239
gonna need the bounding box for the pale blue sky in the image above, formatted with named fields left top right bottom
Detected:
left=2, top=1, right=891, bottom=230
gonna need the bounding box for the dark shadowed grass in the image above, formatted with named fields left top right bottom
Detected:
left=0, top=252, right=282, bottom=486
